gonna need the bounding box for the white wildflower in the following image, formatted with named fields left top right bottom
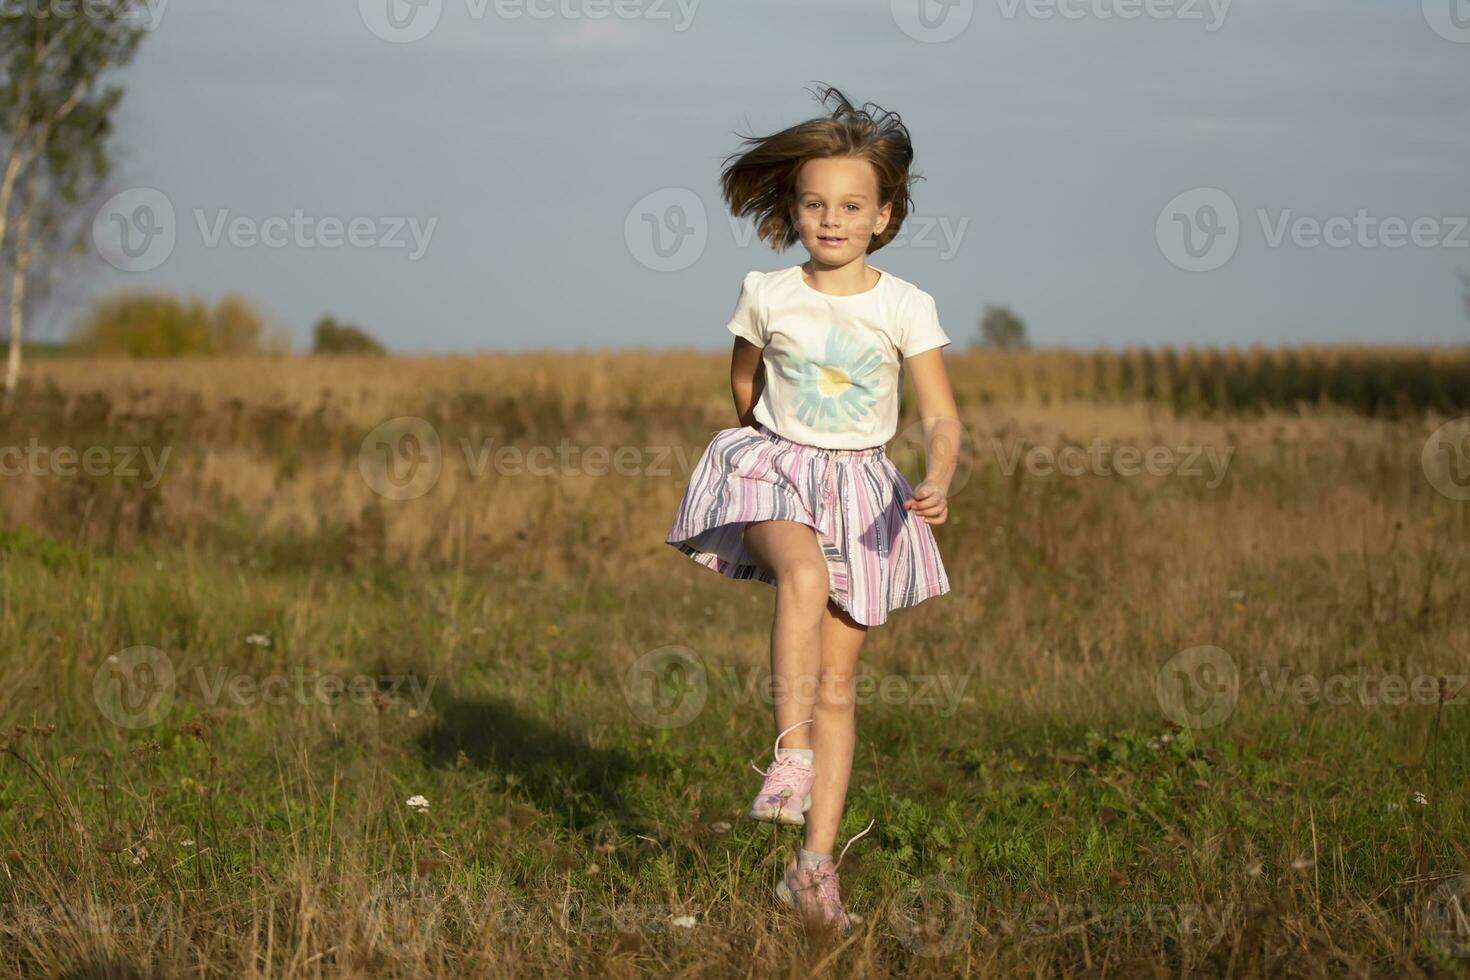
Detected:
left=406, top=795, right=430, bottom=813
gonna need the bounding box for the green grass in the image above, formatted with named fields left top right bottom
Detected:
left=1, top=359, right=1468, bottom=975
left=1, top=526, right=1466, bottom=976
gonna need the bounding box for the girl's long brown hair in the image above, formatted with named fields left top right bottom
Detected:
left=720, top=84, right=919, bottom=254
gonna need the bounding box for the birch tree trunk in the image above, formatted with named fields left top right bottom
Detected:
left=4, top=165, right=35, bottom=409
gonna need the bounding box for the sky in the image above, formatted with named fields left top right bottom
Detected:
left=53, top=0, right=1470, bottom=352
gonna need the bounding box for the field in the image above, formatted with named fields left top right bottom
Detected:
left=1, top=349, right=1468, bottom=978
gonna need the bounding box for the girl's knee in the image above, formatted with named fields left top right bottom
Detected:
left=816, top=668, right=856, bottom=709
left=778, top=558, right=829, bottom=605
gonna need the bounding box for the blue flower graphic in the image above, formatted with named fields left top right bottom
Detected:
left=790, top=327, right=885, bottom=432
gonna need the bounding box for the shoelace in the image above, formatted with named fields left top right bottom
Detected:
left=750, top=717, right=813, bottom=779
left=807, top=818, right=877, bottom=912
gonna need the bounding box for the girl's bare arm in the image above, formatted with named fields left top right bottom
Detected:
left=902, top=348, right=962, bottom=522
left=730, top=337, right=765, bottom=427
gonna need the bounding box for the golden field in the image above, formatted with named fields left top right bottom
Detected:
left=0, top=348, right=1467, bottom=977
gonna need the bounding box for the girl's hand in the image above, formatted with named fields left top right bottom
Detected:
left=903, top=479, right=948, bottom=525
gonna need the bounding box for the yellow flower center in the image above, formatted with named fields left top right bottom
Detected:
left=817, top=365, right=852, bottom=397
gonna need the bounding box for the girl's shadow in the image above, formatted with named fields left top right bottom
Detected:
left=415, top=692, right=647, bottom=835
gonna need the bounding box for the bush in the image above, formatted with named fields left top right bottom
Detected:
left=311, top=315, right=385, bottom=355
left=68, top=291, right=288, bottom=356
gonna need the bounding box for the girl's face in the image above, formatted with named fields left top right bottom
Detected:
left=791, top=156, right=892, bottom=265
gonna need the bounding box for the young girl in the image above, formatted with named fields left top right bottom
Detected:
left=665, top=86, right=961, bottom=931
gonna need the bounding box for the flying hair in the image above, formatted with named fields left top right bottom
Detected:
left=719, top=83, right=920, bottom=254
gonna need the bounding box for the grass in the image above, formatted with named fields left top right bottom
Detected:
left=0, top=351, right=1468, bottom=977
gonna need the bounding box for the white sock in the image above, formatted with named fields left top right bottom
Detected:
left=777, top=747, right=814, bottom=765
left=798, top=847, right=832, bottom=869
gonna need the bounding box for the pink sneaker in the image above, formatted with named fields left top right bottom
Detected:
left=744, top=719, right=815, bottom=825
left=775, top=818, right=876, bottom=931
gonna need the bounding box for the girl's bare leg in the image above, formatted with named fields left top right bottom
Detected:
left=742, top=520, right=869, bottom=854
left=742, top=520, right=828, bottom=749
left=802, top=599, right=866, bottom=854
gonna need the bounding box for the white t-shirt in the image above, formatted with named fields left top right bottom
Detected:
left=725, top=264, right=952, bottom=450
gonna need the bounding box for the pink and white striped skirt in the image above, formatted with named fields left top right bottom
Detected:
left=665, top=421, right=950, bottom=627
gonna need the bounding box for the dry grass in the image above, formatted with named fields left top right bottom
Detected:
left=1, top=351, right=1467, bottom=977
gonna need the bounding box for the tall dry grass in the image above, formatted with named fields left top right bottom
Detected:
left=0, top=350, right=1466, bottom=977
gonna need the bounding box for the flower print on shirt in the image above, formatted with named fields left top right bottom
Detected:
left=790, top=325, right=886, bottom=433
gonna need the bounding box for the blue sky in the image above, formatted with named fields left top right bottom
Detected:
left=61, top=0, right=1470, bottom=351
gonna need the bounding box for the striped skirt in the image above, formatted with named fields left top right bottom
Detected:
left=665, top=421, right=950, bottom=627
